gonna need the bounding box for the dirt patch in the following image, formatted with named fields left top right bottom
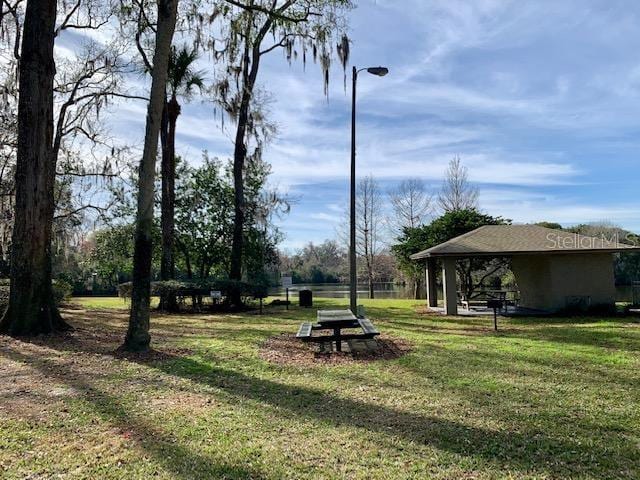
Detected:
left=2, top=306, right=196, bottom=362
left=0, top=308, right=199, bottom=422
left=415, top=305, right=442, bottom=315
left=259, top=333, right=412, bottom=366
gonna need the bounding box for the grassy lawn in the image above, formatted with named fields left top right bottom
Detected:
left=1, top=297, right=640, bottom=479
left=73, top=296, right=157, bottom=310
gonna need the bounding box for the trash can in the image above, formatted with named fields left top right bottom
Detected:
left=299, top=289, right=313, bottom=307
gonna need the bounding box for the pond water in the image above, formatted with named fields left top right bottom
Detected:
left=269, top=283, right=413, bottom=299
left=270, top=283, right=637, bottom=302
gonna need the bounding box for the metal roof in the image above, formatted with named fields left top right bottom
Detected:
left=409, top=224, right=640, bottom=260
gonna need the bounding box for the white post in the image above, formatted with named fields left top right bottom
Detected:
left=442, top=257, right=458, bottom=315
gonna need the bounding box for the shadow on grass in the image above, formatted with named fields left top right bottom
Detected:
left=512, top=324, right=640, bottom=352
left=1, top=348, right=268, bottom=480
left=16, top=304, right=640, bottom=478
left=380, top=307, right=640, bottom=354
left=7, top=330, right=639, bottom=477
left=141, top=353, right=634, bottom=478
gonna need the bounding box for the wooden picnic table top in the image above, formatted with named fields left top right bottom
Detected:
left=317, top=309, right=356, bottom=321
left=317, top=309, right=355, bottom=317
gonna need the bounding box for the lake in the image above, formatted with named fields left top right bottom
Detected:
left=269, top=283, right=412, bottom=299
left=270, top=283, right=638, bottom=302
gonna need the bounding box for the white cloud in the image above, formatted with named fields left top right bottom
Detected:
left=480, top=188, right=639, bottom=227
left=53, top=0, right=640, bottom=245
left=309, top=212, right=342, bottom=222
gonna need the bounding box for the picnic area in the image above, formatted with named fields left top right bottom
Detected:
left=2, top=296, right=639, bottom=479
left=6, top=0, right=640, bottom=479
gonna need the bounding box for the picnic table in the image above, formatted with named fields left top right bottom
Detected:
left=296, top=309, right=380, bottom=352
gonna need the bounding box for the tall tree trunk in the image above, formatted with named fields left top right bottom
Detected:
left=227, top=12, right=275, bottom=307
left=159, top=95, right=180, bottom=312
left=0, top=0, right=70, bottom=336
left=125, top=0, right=179, bottom=352
left=228, top=54, right=252, bottom=301
left=228, top=30, right=264, bottom=307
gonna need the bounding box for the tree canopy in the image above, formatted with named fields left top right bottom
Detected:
left=392, top=209, right=509, bottom=299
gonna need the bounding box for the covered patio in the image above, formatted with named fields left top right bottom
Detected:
left=410, top=225, right=640, bottom=316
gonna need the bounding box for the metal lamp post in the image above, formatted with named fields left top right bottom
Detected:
left=350, top=66, right=389, bottom=314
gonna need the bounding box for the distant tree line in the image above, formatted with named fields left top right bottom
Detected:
left=289, top=156, right=488, bottom=297
left=279, top=239, right=398, bottom=286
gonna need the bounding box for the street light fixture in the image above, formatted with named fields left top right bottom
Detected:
left=349, top=65, right=389, bottom=315
left=366, top=67, right=389, bottom=77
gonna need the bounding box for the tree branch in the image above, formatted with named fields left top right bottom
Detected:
left=54, top=203, right=110, bottom=220
left=56, top=0, right=81, bottom=34
left=2, top=0, right=22, bottom=60
left=56, top=0, right=111, bottom=35
left=134, top=0, right=154, bottom=72
left=224, top=0, right=316, bottom=23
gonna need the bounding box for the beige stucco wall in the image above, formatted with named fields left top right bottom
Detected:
left=511, top=253, right=616, bottom=312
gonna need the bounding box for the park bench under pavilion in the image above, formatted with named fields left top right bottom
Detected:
left=410, top=224, right=640, bottom=316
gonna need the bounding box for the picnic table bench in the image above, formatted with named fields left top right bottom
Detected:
left=297, top=309, right=380, bottom=352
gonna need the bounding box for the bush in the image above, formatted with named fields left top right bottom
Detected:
left=118, top=279, right=268, bottom=302
left=52, top=279, right=73, bottom=304
left=118, top=280, right=201, bottom=299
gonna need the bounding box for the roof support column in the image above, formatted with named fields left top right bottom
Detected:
left=442, top=257, right=458, bottom=316
left=426, top=258, right=438, bottom=307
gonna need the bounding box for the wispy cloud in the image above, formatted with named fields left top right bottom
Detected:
left=57, top=0, right=640, bottom=249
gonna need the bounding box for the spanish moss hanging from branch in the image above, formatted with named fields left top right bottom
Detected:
left=201, top=0, right=353, bottom=306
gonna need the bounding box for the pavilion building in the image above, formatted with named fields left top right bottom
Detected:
left=410, top=224, right=640, bottom=315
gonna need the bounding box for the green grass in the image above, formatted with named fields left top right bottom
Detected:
left=71, top=295, right=157, bottom=310
left=2, top=297, right=640, bottom=479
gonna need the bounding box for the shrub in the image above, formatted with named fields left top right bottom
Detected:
left=52, top=279, right=73, bottom=304
left=118, top=279, right=268, bottom=303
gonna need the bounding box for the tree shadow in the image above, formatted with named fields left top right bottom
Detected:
left=384, top=308, right=640, bottom=354
left=397, top=340, right=640, bottom=400
left=1, top=348, right=267, bottom=480
left=13, top=305, right=639, bottom=478
left=139, top=353, right=634, bottom=478
left=511, top=324, right=640, bottom=352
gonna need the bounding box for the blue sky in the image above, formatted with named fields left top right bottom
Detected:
left=73, top=0, right=640, bottom=250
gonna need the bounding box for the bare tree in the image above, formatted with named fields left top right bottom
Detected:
left=357, top=175, right=383, bottom=299
left=387, top=179, right=433, bottom=298
left=125, top=0, right=179, bottom=352
left=438, top=155, right=479, bottom=212
left=389, top=178, right=433, bottom=232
